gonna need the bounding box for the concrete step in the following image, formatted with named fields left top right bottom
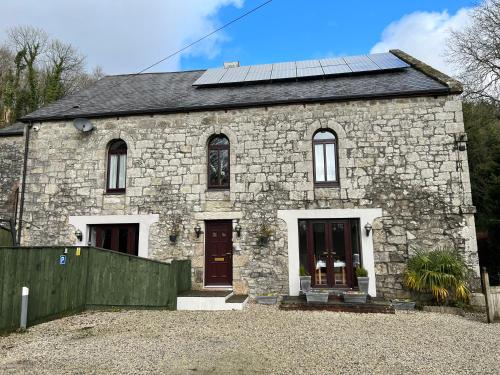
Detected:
left=177, top=290, right=248, bottom=311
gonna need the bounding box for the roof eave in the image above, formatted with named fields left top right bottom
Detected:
left=19, top=88, right=451, bottom=123
left=390, top=49, right=463, bottom=94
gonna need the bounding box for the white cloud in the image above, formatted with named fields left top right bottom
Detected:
left=371, top=8, right=472, bottom=75
left=0, top=0, right=243, bottom=74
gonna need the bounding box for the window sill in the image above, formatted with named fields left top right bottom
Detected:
left=104, top=191, right=126, bottom=195
left=314, top=183, right=340, bottom=188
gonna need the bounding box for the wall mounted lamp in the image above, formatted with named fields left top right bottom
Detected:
left=194, top=224, right=202, bottom=238
left=455, top=133, right=468, bottom=151
left=75, top=229, right=83, bottom=242
left=364, top=223, right=373, bottom=236
left=234, top=221, right=242, bottom=237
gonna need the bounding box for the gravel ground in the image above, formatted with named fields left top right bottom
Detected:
left=0, top=305, right=499, bottom=375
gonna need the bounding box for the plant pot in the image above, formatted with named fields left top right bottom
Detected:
left=300, top=276, right=312, bottom=293
left=357, top=277, right=369, bottom=294
left=343, top=292, right=367, bottom=304
left=256, top=295, right=278, bottom=305
left=306, top=291, right=329, bottom=303
left=169, top=234, right=177, bottom=243
left=392, top=299, right=416, bottom=311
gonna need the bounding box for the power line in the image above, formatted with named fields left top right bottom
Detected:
left=63, top=0, right=273, bottom=115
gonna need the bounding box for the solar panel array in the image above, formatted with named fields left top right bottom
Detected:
left=193, top=52, right=410, bottom=86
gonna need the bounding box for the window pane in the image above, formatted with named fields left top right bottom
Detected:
left=118, top=228, right=129, bottom=253
left=314, top=144, right=325, bottom=182
left=209, top=136, right=229, bottom=146
left=325, top=143, right=336, bottom=181
left=209, top=150, right=219, bottom=186
left=109, top=155, right=118, bottom=189
left=331, top=223, right=347, bottom=286
left=220, top=150, right=229, bottom=186
left=118, top=154, right=126, bottom=189
left=314, top=131, right=335, bottom=141
left=313, top=223, right=327, bottom=286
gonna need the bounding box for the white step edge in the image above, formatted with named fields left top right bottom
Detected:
left=177, top=293, right=250, bottom=311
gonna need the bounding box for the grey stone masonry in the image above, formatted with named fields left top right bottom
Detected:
left=0, top=135, right=23, bottom=220
left=20, top=95, right=479, bottom=298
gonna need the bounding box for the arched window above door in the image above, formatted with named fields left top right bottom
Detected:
left=107, top=139, right=127, bottom=193
left=313, top=129, right=338, bottom=185
left=207, top=134, right=230, bottom=189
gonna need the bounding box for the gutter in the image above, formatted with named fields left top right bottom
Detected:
left=17, top=122, right=31, bottom=245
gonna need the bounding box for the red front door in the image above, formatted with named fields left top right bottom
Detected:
left=205, top=221, right=233, bottom=286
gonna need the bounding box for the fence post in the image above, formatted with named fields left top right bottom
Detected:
left=482, top=267, right=493, bottom=324
left=20, top=286, right=29, bottom=330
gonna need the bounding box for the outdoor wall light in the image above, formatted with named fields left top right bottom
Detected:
left=364, top=223, right=373, bottom=236
left=234, top=222, right=242, bottom=237
left=455, top=133, right=468, bottom=151
left=194, top=224, right=202, bottom=238
left=75, top=229, right=83, bottom=241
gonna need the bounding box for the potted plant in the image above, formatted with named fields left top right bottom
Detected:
left=306, top=290, right=329, bottom=303
left=404, top=248, right=471, bottom=306
left=256, top=293, right=278, bottom=305
left=257, top=223, right=273, bottom=246
left=355, top=266, right=369, bottom=294
left=169, top=217, right=181, bottom=243
left=343, top=290, right=368, bottom=303
left=299, top=265, right=312, bottom=293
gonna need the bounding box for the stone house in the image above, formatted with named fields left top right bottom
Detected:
left=9, top=50, right=479, bottom=298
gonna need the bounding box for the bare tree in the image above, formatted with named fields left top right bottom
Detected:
left=43, top=39, right=85, bottom=103
left=7, top=26, right=48, bottom=111
left=447, top=0, right=500, bottom=103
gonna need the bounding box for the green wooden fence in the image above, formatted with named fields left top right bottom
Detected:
left=0, top=227, right=12, bottom=246
left=0, top=247, right=191, bottom=333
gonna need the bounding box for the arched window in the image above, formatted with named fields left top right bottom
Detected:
left=313, top=129, right=338, bottom=185
left=208, top=134, right=230, bottom=189
left=107, top=139, right=127, bottom=193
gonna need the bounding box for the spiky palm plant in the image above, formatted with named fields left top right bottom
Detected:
left=404, top=248, right=472, bottom=304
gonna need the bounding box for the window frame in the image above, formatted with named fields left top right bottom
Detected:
left=207, top=134, right=230, bottom=190
left=312, top=129, right=339, bottom=187
left=106, top=140, right=127, bottom=194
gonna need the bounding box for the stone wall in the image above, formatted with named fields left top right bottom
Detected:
left=20, top=95, right=479, bottom=297
left=0, top=135, right=23, bottom=220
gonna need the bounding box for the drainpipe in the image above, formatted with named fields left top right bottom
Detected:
left=17, top=122, right=32, bottom=246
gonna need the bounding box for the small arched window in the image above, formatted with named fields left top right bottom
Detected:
left=208, top=134, right=230, bottom=189
left=107, top=139, right=127, bottom=193
left=313, top=129, right=338, bottom=185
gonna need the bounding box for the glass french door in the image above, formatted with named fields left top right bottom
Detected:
left=306, top=220, right=354, bottom=288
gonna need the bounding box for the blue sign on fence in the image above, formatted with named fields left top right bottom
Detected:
left=59, top=255, right=67, bottom=265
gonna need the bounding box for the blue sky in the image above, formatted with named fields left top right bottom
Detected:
left=1, top=0, right=478, bottom=75
left=182, top=0, right=476, bottom=71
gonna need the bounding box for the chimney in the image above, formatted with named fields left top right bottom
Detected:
left=223, top=61, right=240, bottom=69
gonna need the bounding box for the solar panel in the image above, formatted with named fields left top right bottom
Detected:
left=193, top=68, right=227, bottom=85
left=296, top=59, right=321, bottom=69
left=344, top=55, right=373, bottom=64
left=218, top=66, right=250, bottom=84
left=245, top=70, right=272, bottom=82
left=349, top=61, right=380, bottom=72
left=368, top=53, right=409, bottom=69
left=273, top=61, right=296, bottom=71
left=319, top=57, right=346, bottom=67
left=297, top=66, right=324, bottom=77
left=271, top=69, right=296, bottom=80
left=192, top=52, right=410, bottom=86
left=322, top=64, right=351, bottom=75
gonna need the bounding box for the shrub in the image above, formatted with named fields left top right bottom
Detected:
left=355, top=266, right=368, bottom=278
left=404, top=248, right=472, bottom=305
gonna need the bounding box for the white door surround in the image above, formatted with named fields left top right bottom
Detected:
left=277, top=208, right=383, bottom=296
left=68, top=214, right=159, bottom=258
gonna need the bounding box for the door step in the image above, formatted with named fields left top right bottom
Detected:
left=177, top=290, right=248, bottom=311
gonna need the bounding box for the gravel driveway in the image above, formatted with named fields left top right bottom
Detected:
left=0, top=305, right=499, bottom=374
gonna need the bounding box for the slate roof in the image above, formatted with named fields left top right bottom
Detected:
left=0, top=122, right=24, bottom=137
left=20, top=50, right=456, bottom=122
